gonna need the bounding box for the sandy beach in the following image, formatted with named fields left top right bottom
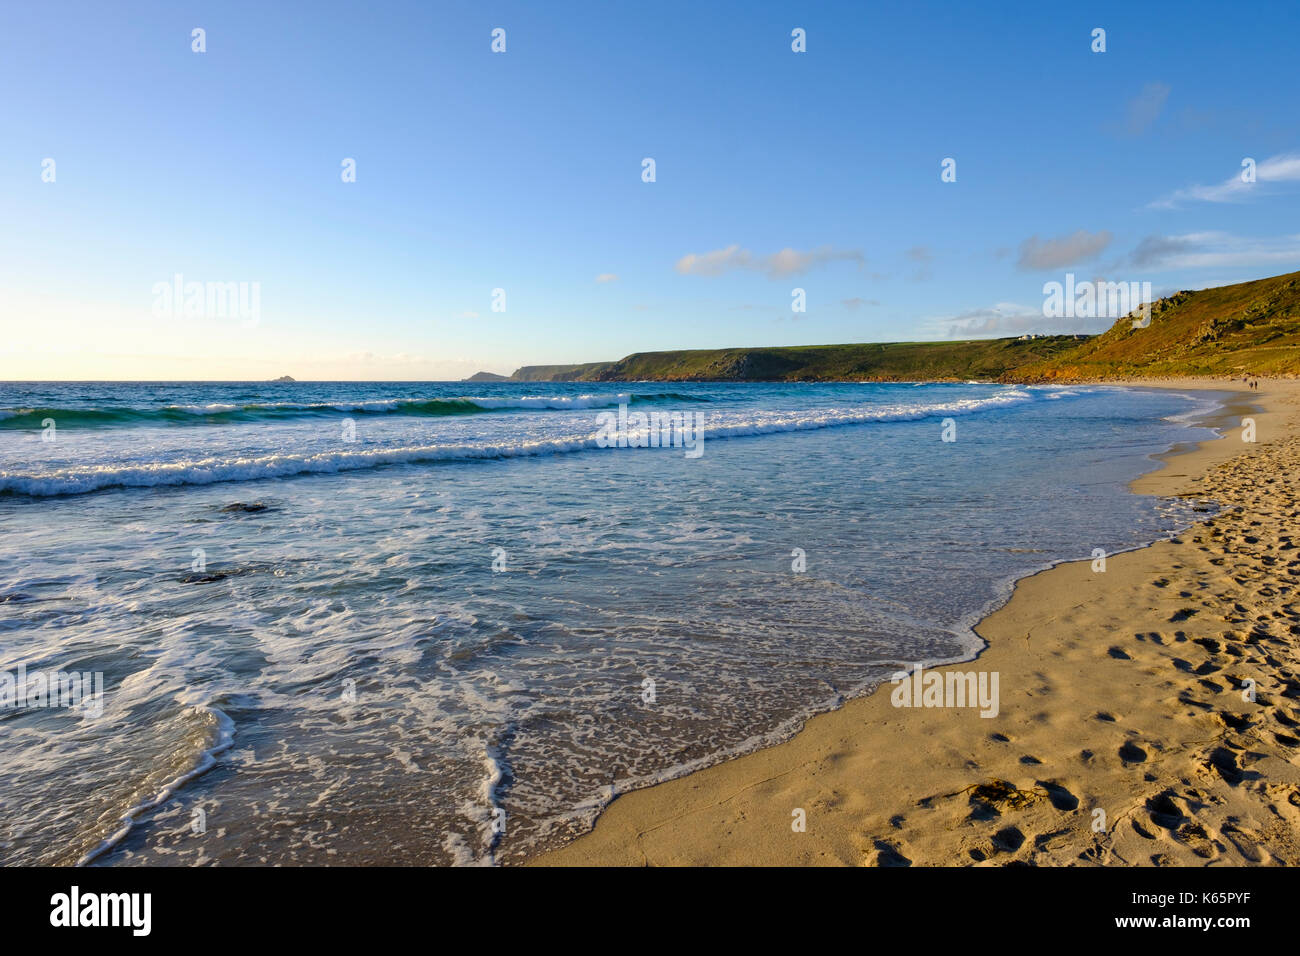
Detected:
left=534, top=378, right=1300, bottom=866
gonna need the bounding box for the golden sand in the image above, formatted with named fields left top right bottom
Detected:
left=533, top=379, right=1300, bottom=866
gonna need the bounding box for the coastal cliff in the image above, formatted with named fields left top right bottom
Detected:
left=472, top=271, right=1300, bottom=384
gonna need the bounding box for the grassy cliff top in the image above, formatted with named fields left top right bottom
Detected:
left=484, top=271, right=1300, bottom=383
left=1011, top=270, right=1300, bottom=381
left=510, top=337, right=1083, bottom=382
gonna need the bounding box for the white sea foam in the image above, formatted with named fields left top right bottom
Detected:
left=0, top=390, right=1042, bottom=497
left=160, top=394, right=640, bottom=414
left=460, top=393, right=633, bottom=410
left=75, top=705, right=235, bottom=866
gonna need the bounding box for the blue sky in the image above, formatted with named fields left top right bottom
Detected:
left=2, top=0, right=1298, bottom=380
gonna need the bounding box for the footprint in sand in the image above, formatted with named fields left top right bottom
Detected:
left=1119, top=741, right=1147, bottom=764
left=1217, top=711, right=1252, bottom=732
left=1175, top=820, right=1219, bottom=859
left=1145, top=790, right=1187, bottom=830
left=992, top=826, right=1025, bottom=852
left=870, top=839, right=911, bottom=867
left=1037, top=781, right=1079, bottom=811
left=1205, top=747, right=1246, bottom=785
left=1221, top=822, right=1266, bottom=863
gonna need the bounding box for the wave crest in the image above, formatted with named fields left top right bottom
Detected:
left=0, top=390, right=1043, bottom=498
left=0, top=392, right=706, bottom=430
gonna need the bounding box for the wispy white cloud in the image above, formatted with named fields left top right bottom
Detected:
left=764, top=246, right=865, bottom=276
left=935, top=302, right=1107, bottom=338
left=1149, top=153, right=1300, bottom=208
left=594, top=273, right=619, bottom=283
left=1129, top=231, right=1300, bottom=270
left=1017, top=230, right=1113, bottom=270
left=905, top=245, right=934, bottom=281
left=675, top=244, right=864, bottom=278
left=675, top=244, right=749, bottom=276
left=1124, top=82, right=1170, bottom=136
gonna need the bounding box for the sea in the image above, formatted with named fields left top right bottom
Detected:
left=0, top=380, right=1222, bottom=865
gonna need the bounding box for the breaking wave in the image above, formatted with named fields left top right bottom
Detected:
left=0, top=392, right=706, bottom=430
left=0, top=390, right=1044, bottom=497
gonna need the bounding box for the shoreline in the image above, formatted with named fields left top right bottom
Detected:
left=532, top=377, right=1300, bottom=866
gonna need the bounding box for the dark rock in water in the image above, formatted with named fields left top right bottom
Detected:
left=466, top=371, right=511, bottom=382
left=220, top=502, right=269, bottom=514
left=181, top=562, right=271, bottom=584
left=182, top=572, right=230, bottom=584
left=271, top=375, right=296, bottom=383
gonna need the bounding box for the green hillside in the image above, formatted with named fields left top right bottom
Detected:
left=509, top=337, right=1083, bottom=383
left=510, top=363, right=615, bottom=381
left=1012, top=270, right=1300, bottom=381
left=474, top=271, right=1300, bottom=384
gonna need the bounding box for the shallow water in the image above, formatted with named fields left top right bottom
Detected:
left=0, top=380, right=1218, bottom=864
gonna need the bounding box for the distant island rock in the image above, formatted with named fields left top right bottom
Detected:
left=271, top=375, right=296, bottom=383
left=466, top=371, right=512, bottom=382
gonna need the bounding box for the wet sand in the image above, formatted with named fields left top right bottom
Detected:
left=533, top=378, right=1300, bottom=866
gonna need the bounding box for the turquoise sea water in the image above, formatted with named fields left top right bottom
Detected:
left=0, top=380, right=1219, bottom=864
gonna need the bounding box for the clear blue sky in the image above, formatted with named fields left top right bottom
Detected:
left=2, top=0, right=1297, bottom=379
